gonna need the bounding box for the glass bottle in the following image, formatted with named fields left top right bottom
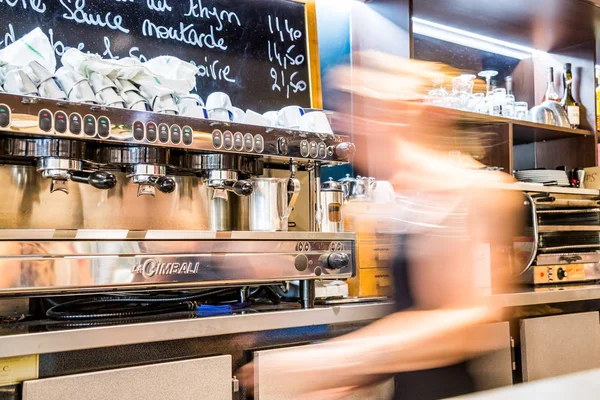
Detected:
left=560, top=63, right=580, bottom=129
left=543, top=67, right=560, bottom=103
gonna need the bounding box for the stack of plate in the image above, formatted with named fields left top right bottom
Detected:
left=514, top=169, right=570, bottom=186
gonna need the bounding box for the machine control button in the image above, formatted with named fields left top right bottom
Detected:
left=318, top=142, right=327, bottom=159
left=223, top=130, right=233, bottom=150
left=54, top=111, right=67, bottom=133
left=254, top=134, right=264, bottom=153
left=233, top=132, right=244, bottom=151
left=158, top=123, right=169, bottom=143
left=146, top=122, right=157, bottom=142
left=98, top=116, right=110, bottom=138
left=39, top=109, right=52, bottom=132
left=182, top=126, right=193, bottom=145
left=170, top=125, right=181, bottom=144
left=133, top=120, right=144, bottom=140
left=0, top=104, right=10, bottom=127
left=277, top=137, right=288, bottom=155
left=243, top=133, right=254, bottom=152
left=321, top=252, right=350, bottom=270
left=557, top=267, right=568, bottom=280
left=83, top=114, right=96, bottom=136
left=69, top=113, right=82, bottom=134
left=212, top=129, right=223, bottom=149
left=309, top=141, right=318, bottom=158
left=300, top=140, right=309, bottom=157
left=314, top=267, right=323, bottom=277
left=294, top=254, right=308, bottom=271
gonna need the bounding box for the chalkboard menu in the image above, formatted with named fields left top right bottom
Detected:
left=0, top=0, right=321, bottom=113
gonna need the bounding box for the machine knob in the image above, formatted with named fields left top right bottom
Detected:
left=232, top=180, right=253, bottom=196
left=70, top=171, right=117, bottom=190
left=334, top=142, right=356, bottom=160
left=557, top=267, right=568, bottom=280
left=156, top=176, right=177, bottom=194
left=321, top=252, right=350, bottom=270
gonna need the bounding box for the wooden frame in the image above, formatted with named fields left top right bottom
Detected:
left=294, top=0, right=323, bottom=109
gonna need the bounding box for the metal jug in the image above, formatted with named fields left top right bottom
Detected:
left=249, top=177, right=300, bottom=231
left=320, top=178, right=344, bottom=232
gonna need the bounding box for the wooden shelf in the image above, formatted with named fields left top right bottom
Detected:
left=437, top=107, right=593, bottom=144
left=511, top=121, right=591, bottom=145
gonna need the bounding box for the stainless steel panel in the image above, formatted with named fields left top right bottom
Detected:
left=23, top=355, right=232, bottom=400
left=0, top=237, right=355, bottom=294
left=254, top=345, right=393, bottom=400
left=452, top=368, right=600, bottom=400
left=0, top=165, right=213, bottom=230
left=0, top=303, right=394, bottom=358
left=467, top=322, right=513, bottom=390
left=520, top=312, right=600, bottom=381
left=0, top=93, right=352, bottom=163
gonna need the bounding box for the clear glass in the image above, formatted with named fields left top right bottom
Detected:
left=478, top=70, right=499, bottom=96
left=427, top=73, right=448, bottom=107
left=468, top=93, right=485, bottom=113
left=514, top=101, right=529, bottom=120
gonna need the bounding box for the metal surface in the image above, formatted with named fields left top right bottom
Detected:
left=0, top=303, right=393, bottom=358
left=0, top=233, right=355, bottom=295
left=23, top=355, right=233, bottom=400
left=520, top=312, right=600, bottom=382
left=319, top=180, right=344, bottom=233
left=0, top=93, right=353, bottom=164
left=2, top=284, right=600, bottom=359
left=479, top=284, right=600, bottom=307
left=249, top=177, right=301, bottom=231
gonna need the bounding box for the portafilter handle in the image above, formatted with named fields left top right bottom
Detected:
left=231, top=180, right=253, bottom=196
left=153, top=176, right=177, bottom=194
left=70, top=171, right=117, bottom=190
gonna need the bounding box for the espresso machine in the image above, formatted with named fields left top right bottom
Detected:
left=0, top=93, right=356, bottom=309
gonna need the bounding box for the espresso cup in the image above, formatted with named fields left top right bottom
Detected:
left=299, top=111, right=333, bottom=134
left=208, top=108, right=233, bottom=122
left=277, top=105, right=305, bottom=128
left=262, top=111, right=279, bottom=127
left=206, top=92, right=232, bottom=110
left=244, top=110, right=270, bottom=126
left=231, top=107, right=245, bottom=123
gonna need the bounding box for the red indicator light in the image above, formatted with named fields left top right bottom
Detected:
left=58, top=115, right=65, bottom=119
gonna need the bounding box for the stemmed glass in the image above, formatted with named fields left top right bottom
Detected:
left=478, top=70, right=499, bottom=97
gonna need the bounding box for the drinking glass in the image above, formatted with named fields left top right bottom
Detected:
left=468, top=93, right=485, bottom=113
left=477, top=70, right=499, bottom=96
left=491, top=88, right=507, bottom=116
left=514, top=101, right=529, bottom=120
left=427, top=73, right=448, bottom=107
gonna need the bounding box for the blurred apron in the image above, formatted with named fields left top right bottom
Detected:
left=393, top=235, right=475, bottom=400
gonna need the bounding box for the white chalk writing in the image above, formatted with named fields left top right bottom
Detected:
left=146, top=0, right=171, bottom=12
left=0, top=0, right=46, bottom=14
left=142, top=19, right=227, bottom=51
left=184, top=0, right=241, bottom=32
left=190, top=56, right=235, bottom=83
left=60, top=0, right=130, bottom=34
left=267, top=16, right=307, bottom=99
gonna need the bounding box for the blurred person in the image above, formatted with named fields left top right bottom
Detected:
left=238, top=52, right=522, bottom=400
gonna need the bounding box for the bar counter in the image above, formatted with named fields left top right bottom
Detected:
left=1, top=284, right=600, bottom=359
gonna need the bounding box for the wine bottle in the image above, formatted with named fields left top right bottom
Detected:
left=542, top=67, right=559, bottom=102
left=560, top=63, right=580, bottom=129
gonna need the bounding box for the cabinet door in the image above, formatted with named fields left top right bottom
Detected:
left=23, top=355, right=232, bottom=400
left=253, top=346, right=394, bottom=400
left=521, top=312, right=600, bottom=381
left=468, top=321, right=513, bottom=390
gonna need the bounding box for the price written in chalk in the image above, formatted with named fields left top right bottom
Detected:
left=267, top=15, right=307, bottom=99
